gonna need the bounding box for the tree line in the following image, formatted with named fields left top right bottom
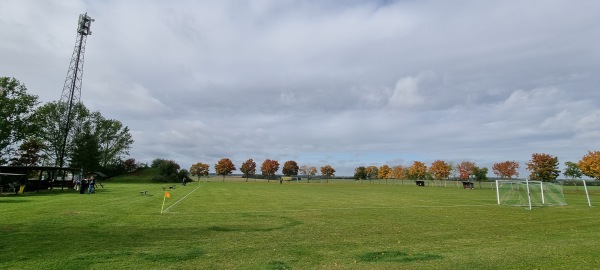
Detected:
left=353, top=152, right=600, bottom=185
left=1, top=77, right=134, bottom=176
left=186, top=158, right=336, bottom=183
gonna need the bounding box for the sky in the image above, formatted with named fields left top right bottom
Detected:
left=2, top=0, right=600, bottom=177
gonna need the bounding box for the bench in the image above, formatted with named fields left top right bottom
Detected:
left=140, top=191, right=147, bottom=195
left=415, top=180, right=425, bottom=186
left=462, top=182, right=474, bottom=189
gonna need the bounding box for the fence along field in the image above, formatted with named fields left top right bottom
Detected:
left=1, top=177, right=599, bottom=269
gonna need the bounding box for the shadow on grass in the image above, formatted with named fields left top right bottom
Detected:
left=268, top=260, right=292, bottom=270
left=358, top=250, right=443, bottom=263
left=207, top=215, right=302, bottom=232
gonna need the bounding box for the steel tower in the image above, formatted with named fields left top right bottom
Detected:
left=57, top=13, right=94, bottom=168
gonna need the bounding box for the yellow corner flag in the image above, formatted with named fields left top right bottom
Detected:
left=161, top=191, right=171, bottom=214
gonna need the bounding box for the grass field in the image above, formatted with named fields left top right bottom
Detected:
left=1, top=175, right=599, bottom=269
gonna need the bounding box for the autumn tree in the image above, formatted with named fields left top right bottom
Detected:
left=378, top=165, right=392, bottom=184
left=261, top=159, right=279, bottom=181
left=320, top=165, right=336, bottom=182
left=365, top=165, right=379, bottom=183
left=526, top=153, right=559, bottom=182
left=309, top=166, right=317, bottom=183
left=578, top=151, right=600, bottom=180
left=428, top=160, right=451, bottom=186
left=190, top=162, right=210, bottom=181
left=215, top=158, right=236, bottom=181
left=282, top=160, right=299, bottom=176
left=0, top=77, right=39, bottom=164
left=240, top=158, right=256, bottom=182
left=299, top=165, right=309, bottom=180
left=492, top=161, right=520, bottom=179
left=390, top=165, right=406, bottom=184
left=457, top=161, right=476, bottom=181
left=471, top=166, right=488, bottom=188
left=407, top=161, right=427, bottom=180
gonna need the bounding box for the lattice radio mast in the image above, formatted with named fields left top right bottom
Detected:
left=57, top=13, right=94, bottom=168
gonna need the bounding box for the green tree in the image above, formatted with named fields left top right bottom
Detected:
left=471, top=166, right=488, bottom=188
left=354, top=166, right=367, bottom=181
left=69, top=123, right=100, bottom=174
left=527, top=153, right=560, bottom=182
left=240, top=159, right=256, bottom=182
left=215, top=158, right=236, bottom=181
left=0, top=77, right=39, bottom=164
left=151, top=158, right=180, bottom=182
left=282, top=160, right=299, bottom=176
left=95, top=116, right=134, bottom=168
left=564, top=161, right=583, bottom=190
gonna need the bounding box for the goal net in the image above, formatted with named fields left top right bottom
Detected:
left=495, top=180, right=567, bottom=208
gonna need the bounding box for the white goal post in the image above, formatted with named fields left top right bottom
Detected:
left=495, top=179, right=568, bottom=210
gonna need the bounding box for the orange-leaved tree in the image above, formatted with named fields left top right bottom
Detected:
left=407, top=161, right=428, bottom=180
left=190, top=162, right=210, bottom=182
left=526, top=153, right=559, bottom=182
left=378, top=165, right=392, bottom=184
left=391, top=165, right=407, bottom=185
left=240, top=158, right=256, bottom=182
left=492, top=161, right=519, bottom=179
left=261, top=159, right=279, bottom=182
left=320, top=165, right=336, bottom=182
left=429, top=160, right=451, bottom=185
left=365, top=165, right=379, bottom=183
left=457, top=161, right=475, bottom=181
left=215, top=158, right=236, bottom=181
left=578, top=150, right=600, bottom=180
left=282, top=160, right=299, bottom=176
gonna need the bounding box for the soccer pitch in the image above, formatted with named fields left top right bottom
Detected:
left=1, top=179, right=599, bottom=269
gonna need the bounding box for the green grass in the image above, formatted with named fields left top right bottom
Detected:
left=1, top=177, right=599, bottom=269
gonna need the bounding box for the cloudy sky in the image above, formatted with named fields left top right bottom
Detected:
left=2, top=0, right=600, bottom=176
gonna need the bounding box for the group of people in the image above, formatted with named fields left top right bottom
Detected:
left=74, top=176, right=97, bottom=194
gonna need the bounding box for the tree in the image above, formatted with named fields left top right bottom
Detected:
left=282, top=160, right=299, bottom=176
left=10, top=138, right=47, bottom=166
left=123, top=158, right=138, bottom=172
left=0, top=77, right=39, bottom=164
left=365, top=165, right=379, bottom=183
left=407, top=161, right=427, bottom=180
left=190, top=162, right=210, bottom=181
left=390, top=165, right=406, bottom=184
left=492, top=161, right=520, bottom=179
left=151, top=159, right=180, bottom=182
left=260, top=159, right=279, bottom=181
left=457, top=161, right=476, bottom=181
left=578, top=151, right=600, bottom=180
left=471, top=166, right=488, bottom=188
left=354, top=166, right=367, bottom=181
left=309, top=166, right=317, bottom=183
left=299, top=165, right=309, bottom=180
left=428, top=160, right=451, bottom=186
left=564, top=161, right=583, bottom=190
left=215, top=158, right=236, bottom=181
left=378, top=165, right=392, bottom=184
left=240, top=159, right=256, bottom=181
left=95, top=116, right=134, bottom=168
left=69, top=124, right=101, bottom=174
left=320, top=165, right=335, bottom=182
left=526, top=153, right=560, bottom=182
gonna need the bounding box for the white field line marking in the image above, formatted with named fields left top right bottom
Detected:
left=163, top=185, right=202, bottom=213
left=167, top=203, right=497, bottom=215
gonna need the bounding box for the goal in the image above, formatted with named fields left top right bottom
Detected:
left=495, top=180, right=567, bottom=209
